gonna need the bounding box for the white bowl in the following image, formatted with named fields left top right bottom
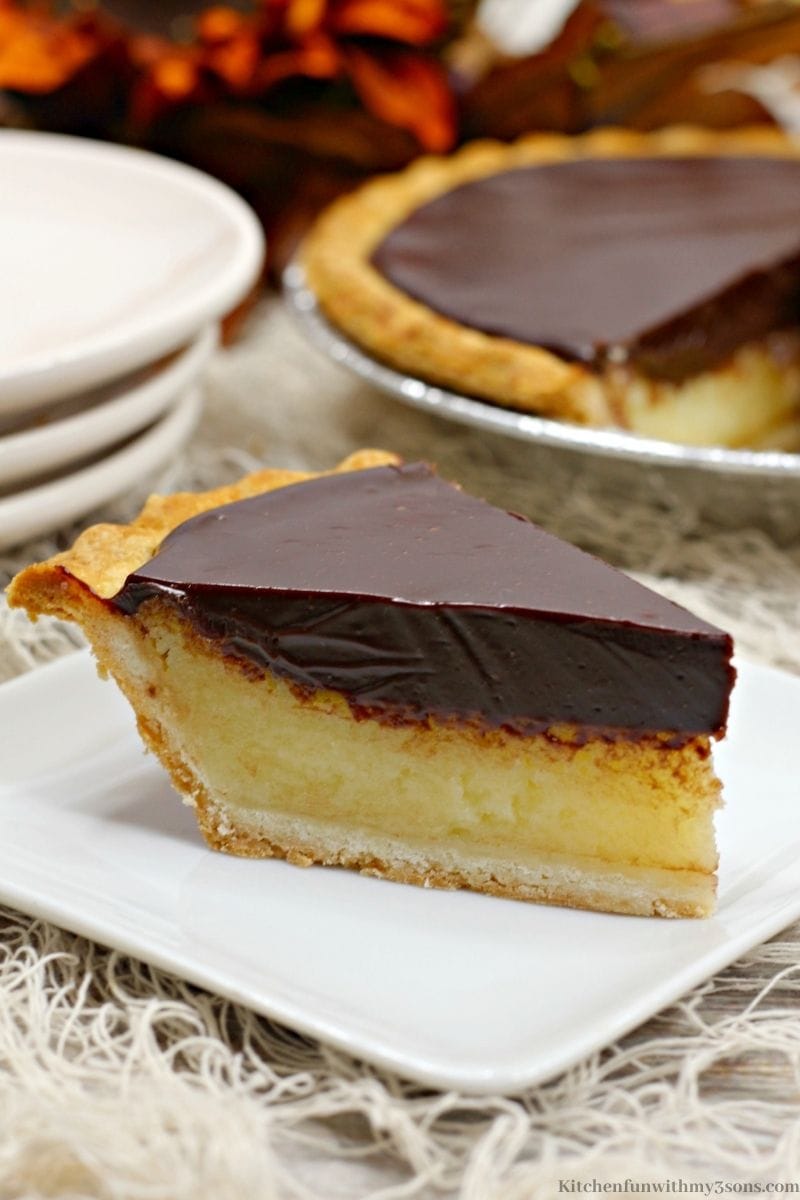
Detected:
left=0, top=131, right=263, bottom=414
left=0, top=387, right=201, bottom=550
left=0, top=326, right=216, bottom=490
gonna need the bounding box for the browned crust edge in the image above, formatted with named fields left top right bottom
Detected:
left=302, top=125, right=800, bottom=425
left=196, top=808, right=713, bottom=920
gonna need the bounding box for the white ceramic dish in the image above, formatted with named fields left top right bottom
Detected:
left=0, top=652, right=797, bottom=1095
left=0, top=131, right=263, bottom=414
left=284, top=263, right=800, bottom=479
left=0, top=387, right=201, bottom=550
left=0, top=326, right=216, bottom=490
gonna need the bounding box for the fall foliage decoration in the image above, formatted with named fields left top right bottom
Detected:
left=461, top=0, right=800, bottom=140
left=0, top=0, right=456, bottom=148
left=3, top=0, right=800, bottom=280
left=0, top=0, right=459, bottom=274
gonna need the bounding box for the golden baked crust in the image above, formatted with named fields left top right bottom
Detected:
left=303, top=126, right=800, bottom=433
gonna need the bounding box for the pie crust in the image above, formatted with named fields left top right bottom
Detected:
left=302, top=126, right=800, bottom=442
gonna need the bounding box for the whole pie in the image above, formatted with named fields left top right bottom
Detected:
left=8, top=450, right=734, bottom=917
left=303, top=127, right=800, bottom=448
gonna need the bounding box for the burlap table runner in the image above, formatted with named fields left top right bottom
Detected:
left=1, top=299, right=799, bottom=1198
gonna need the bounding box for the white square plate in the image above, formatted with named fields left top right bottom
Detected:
left=1, top=651, right=798, bottom=1095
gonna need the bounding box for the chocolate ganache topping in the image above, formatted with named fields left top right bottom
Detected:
left=371, top=156, right=800, bottom=381
left=113, top=464, right=734, bottom=738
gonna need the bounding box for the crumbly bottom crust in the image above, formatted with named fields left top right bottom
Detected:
left=196, top=804, right=716, bottom=919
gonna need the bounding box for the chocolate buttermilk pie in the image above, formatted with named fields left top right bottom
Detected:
left=8, top=451, right=735, bottom=918
left=303, top=127, right=800, bottom=448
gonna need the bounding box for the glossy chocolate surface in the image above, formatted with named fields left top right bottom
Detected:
left=372, top=156, right=800, bottom=381
left=114, top=464, right=734, bottom=737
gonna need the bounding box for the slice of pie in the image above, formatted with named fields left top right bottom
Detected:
left=303, top=126, right=800, bottom=448
left=7, top=451, right=735, bottom=917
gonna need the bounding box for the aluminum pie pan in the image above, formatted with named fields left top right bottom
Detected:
left=284, top=262, right=800, bottom=480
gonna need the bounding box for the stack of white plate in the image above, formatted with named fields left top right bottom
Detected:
left=0, top=131, right=264, bottom=551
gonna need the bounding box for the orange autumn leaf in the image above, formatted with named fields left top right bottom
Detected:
left=329, top=0, right=448, bottom=46
left=0, top=8, right=101, bottom=91
left=345, top=45, right=455, bottom=150
left=206, top=32, right=261, bottom=89
left=152, top=51, right=199, bottom=99
left=128, top=32, right=171, bottom=69
left=257, top=31, right=341, bottom=89
left=284, top=0, right=327, bottom=40
left=198, top=7, right=250, bottom=43
left=0, top=0, right=460, bottom=152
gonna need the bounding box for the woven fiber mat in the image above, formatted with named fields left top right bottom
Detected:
left=1, top=300, right=799, bottom=1199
